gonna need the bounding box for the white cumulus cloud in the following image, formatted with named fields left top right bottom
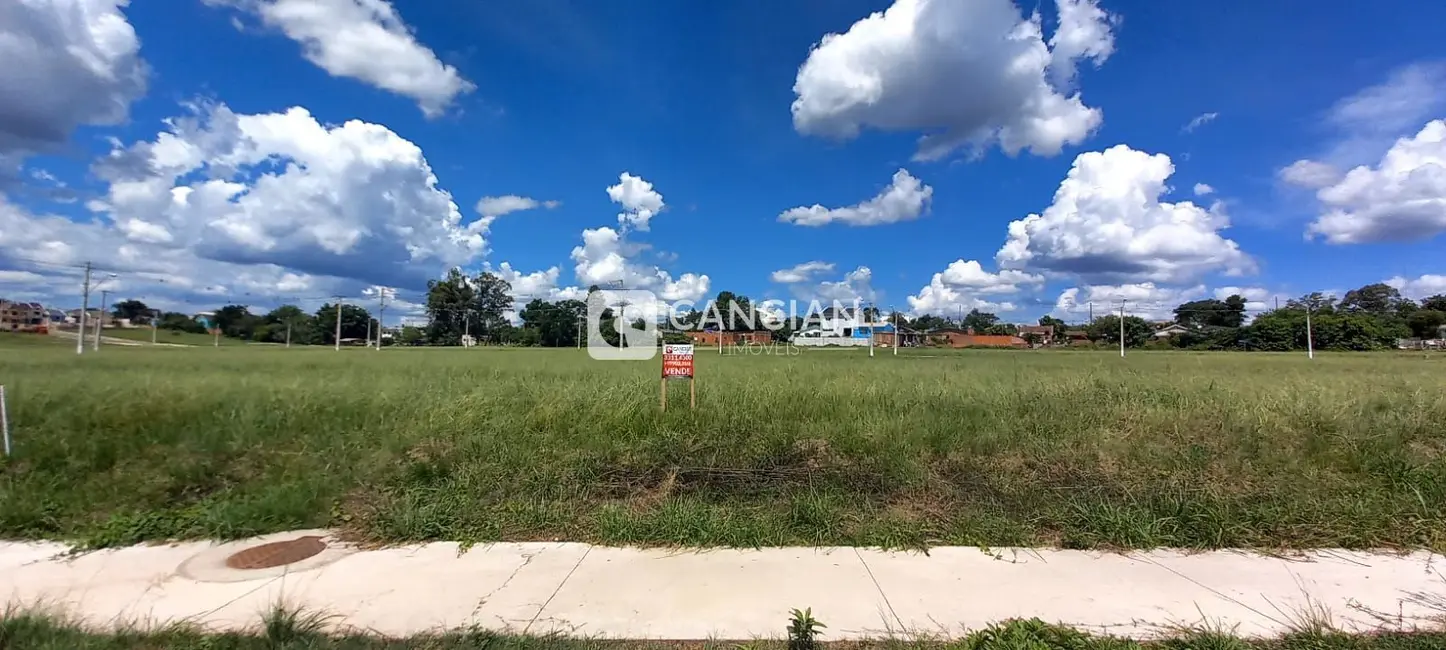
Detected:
left=1193, top=183, right=1215, bottom=196
left=815, top=266, right=877, bottom=303
left=996, top=144, right=1254, bottom=284
left=607, top=172, right=665, bottom=232
left=491, top=262, right=586, bottom=303
left=1278, top=160, right=1342, bottom=189
left=475, top=195, right=560, bottom=218
left=906, top=260, right=1038, bottom=316
left=1386, top=274, right=1446, bottom=300
left=771, top=261, right=835, bottom=284
left=1304, top=120, right=1446, bottom=244
left=1183, top=112, right=1219, bottom=133
left=0, top=0, right=147, bottom=159
left=791, top=0, right=1114, bottom=161
left=1052, top=283, right=1206, bottom=321
left=205, top=0, right=473, bottom=117
left=570, top=226, right=708, bottom=302
left=67, top=101, right=482, bottom=290
left=779, top=169, right=932, bottom=226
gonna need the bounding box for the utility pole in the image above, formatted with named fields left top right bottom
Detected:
left=1089, top=301, right=1094, bottom=323
left=334, top=297, right=343, bottom=351
left=376, top=289, right=386, bottom=351
left=76, top=263, right=92, bottom=355
left=892, top=305, right=898, bottom=356
left=285, top=318, right=292, bottom=348
left=365, top=318, right=372, bottom=349
left=868, top=302, right=875, bottom=358
left=151, top=308, right=159, bottom=345
left=1119, top=301, right=1126, bottom=358
left=93, top=289, right=110, bottom=351
left=1305, top=306, right=1315, bottom=360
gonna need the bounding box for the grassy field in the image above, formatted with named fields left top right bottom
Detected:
left=96, top=327, right=248, bottom=346
left=1, top=338, right=1444, bottom=550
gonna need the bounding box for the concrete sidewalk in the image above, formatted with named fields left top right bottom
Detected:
left=3, top=530, right=1443, bottom=640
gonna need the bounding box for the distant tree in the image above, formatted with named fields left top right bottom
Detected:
left=1421, top=295, right=1446, bottom=313
left=1407, top=309, right=1446, bottom=339
left=1286, top=292, right=1338, bottom=314
left=258, top=305, right=315, bottom=344
left=471, top=272, right=513, bottom=344
left=1339, top=283, right=1410, bottom=316
left=1311, top=312, right=1400, bottom=350
left=425, top=268, right=477, bottom=345
left=1086, top=315, right=1152, bottom=347
left=519, top=298, right=587, bottom=347
left=110, top=299, right=152, bottom=322
left=1173, top=297, right=1246, bottom=329
left=158, top=311, right=205, bottom=334
left=912, top=314, right=951, bottom=331
left=398, top=325, right=427, bottom=346
left=1242, top=309, right=1306, bottom=351
left=1247, top=307, right=1400, bottom=351
left=1222, top=295, right=1248, bottom=326
left=706, top=291, right=759, bottom=331
left=772, top=315, right=804, bottom=342
left=961, top=309, right=998, bottom=333
left=314, top=303, right=371, bottom=344
left=213, top=304, right=260, bottom=339
left=513, top=326, right=541, bottom=346
left=1022, top=332, right=1042, bottom=347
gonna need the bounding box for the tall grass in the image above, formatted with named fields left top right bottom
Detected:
left=1, top=341, right=1443, bottom=549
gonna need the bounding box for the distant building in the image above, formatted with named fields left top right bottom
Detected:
left=0, top=300, right=49, bottom=333
left=691, top=330, right=772, bottom=346
left=929, top=328, right=1028, bottom=349
left=1063, top=330, right=1091, bottom=346
left=1017, top=324, right=1054, bottom=346
left=790, top=306, right=900, bottom=347
left=1153, top=323, right=1193, bottom=338
left=65, top=309, right=112, bottom=327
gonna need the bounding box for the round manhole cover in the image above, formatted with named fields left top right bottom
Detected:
left=225, top=535, right=327, bottom=570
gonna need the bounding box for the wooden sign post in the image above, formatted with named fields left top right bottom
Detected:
left=660, top=343, right=695, bottom=411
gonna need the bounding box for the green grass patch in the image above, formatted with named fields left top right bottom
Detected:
left=97, top=327, right=250, bottom=346
left=1, top=342, right=1444, bottom=549
left=4, top=611, right=1445, bottom=650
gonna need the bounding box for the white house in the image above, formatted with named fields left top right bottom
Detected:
left=791, top=307, right=895, bottom=347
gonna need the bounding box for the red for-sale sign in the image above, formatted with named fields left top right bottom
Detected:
left=662, top=343, right=694, bottom=379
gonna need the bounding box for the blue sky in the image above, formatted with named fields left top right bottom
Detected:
left=1, top=0, right=1444, bottom=324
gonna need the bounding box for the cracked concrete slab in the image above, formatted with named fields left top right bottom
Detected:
left=281, top=541, right=589, bottom=637
left=858, top=547, right=1222, bottom=639
left=530, top=546, right=897, bottom=639
left=1131, top=550, right=1446, bottom=635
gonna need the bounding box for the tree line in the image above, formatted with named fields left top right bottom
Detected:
left=1052, top=283, right=1444, bottom=351
left=110, top=298, right=378, bottom=345
left=109, top=278, right=1445, bottom=352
